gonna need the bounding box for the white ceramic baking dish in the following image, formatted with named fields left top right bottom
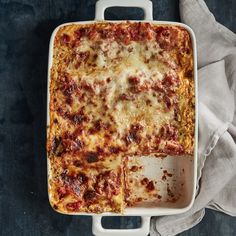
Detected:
left=47, top=0, right=198, bottom=235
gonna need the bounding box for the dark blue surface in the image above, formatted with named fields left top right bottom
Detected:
left=0, top=0, right=235, bottom=235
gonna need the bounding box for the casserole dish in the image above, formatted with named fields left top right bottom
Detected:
left=47, top=0, right=198, bottom=235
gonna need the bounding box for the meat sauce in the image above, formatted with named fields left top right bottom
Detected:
left=60, top=23, right=179, bottom=50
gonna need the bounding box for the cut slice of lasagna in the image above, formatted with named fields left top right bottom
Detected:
left=47, top=22, right=195, bottom=213
left=48, top=153, right=124, bottom=213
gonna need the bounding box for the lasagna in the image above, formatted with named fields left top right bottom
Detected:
left=47, top=22, right=195, bottom=213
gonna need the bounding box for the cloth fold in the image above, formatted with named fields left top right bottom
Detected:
left=150, top=0, right=236, bottom=235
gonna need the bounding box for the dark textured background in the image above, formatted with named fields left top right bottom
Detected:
left=0, top=0, right=235, bottom=235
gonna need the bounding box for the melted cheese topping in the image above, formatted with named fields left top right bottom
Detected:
left=47, top=22, right=195, bottom=214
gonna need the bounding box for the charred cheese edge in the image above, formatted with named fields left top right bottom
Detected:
left=47, top=22, right=195, bottom=214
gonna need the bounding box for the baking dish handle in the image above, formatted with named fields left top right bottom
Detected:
left=95, top=0, right=153, bottom=21
left=92, top=216, right=150, bottom=236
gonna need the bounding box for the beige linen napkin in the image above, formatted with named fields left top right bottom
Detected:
left=150, top=0, right=236, bottom=235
